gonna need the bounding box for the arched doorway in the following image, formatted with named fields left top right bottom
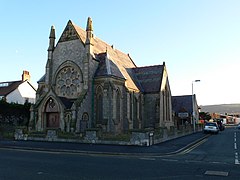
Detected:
left=44, top=98, right=60, bottom=128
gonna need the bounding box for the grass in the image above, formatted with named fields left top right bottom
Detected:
left=100, top=133, right=131, bottom=141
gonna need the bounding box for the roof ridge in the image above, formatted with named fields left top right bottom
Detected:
left=72, top=21, right=132, bottom=60
left=132, top=64, right=164, bottom=69
left=0, top=80, right=22, bottom=84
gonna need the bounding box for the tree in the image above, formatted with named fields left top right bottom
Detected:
left=199, top=112, right=211, bottom=121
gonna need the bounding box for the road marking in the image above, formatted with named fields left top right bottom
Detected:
left=204, top=171, right=229, bottom=177
left=234, top=132, right=239, bottom=165
left=161, top=158, right=178, bottom=162
left=185, top=160, right=202, bottom=163
left=179, top=138, right=207, bottom=155
left=139, top=157, right=156, bottom=161
left=235, top=152, right=239, bottom=164
left=234, top=143, right=237, bottom=150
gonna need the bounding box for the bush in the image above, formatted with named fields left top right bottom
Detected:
left=28, top=131, right=46, bottom=138
left=0, top=100, right=31, bottom=126
left=57, top=131, right=81, bottom=139
left=0, top=124, right=15, bottom=139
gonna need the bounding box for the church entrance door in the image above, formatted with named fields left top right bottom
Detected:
left=44, top=98, right=60, bottom=129
left=47, top=113, right=59, bottom=128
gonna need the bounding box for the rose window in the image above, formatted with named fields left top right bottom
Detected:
left=56, top=66, right=82, bottom=98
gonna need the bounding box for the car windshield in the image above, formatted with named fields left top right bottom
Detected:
left=206, top=122, right=217, bottom=126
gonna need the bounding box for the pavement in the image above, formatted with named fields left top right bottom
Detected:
left=0, top=132, right=209, bottom=156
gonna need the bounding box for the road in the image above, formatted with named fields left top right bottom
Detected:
left=0, top=127, right=240, bottom=179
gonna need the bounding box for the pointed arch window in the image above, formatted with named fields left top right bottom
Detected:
left=116, top=90, right=121, bottom=123
left=133, top=95, right=138, bottom=129
left=155, top=98, right=160, bottom=123
left=96, top=88, right=103, bottom=124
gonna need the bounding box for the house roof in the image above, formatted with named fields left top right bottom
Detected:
left=130, top=65, right=164, bottom=93
left=172, top=95, right=194, bottom=113
left=0, top=80, right=36, bottom=97
left=94, top=53, right=125, bottom=79
left=0, top=80, right=23, bottom=96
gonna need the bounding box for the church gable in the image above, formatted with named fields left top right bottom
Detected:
left=58, top=20, right=84, bottom=43
left=55, top=18, right=140, bottom=92
left=130, top=65, right=164, bottom=93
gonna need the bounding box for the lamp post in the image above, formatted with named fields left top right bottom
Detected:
left=192, top=80, right=200, bottom=132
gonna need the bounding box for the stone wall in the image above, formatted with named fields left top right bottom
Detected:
left=143, top=94, right=158, bottom=128
left=20, top=124, right=203, bottom=146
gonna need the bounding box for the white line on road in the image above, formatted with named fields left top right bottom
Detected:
left=235, top=158, right=240, bottom=165
left=161, top=158, right=178, bottom=162
left=205, top=171, right=229, bottom=177
left=234, top=132, right=240, bottom=165
left=139, top=157, right=156, bottom=161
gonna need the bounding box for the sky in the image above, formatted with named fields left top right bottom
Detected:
left=0, top=0, right=240, bottom=106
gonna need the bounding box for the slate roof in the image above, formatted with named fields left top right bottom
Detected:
left=70, top=21, right=139, bottom=91
left=59, top=97, right=75, bottom=109
left=94, top=53, right=125, bottom=79
left=38, top=74, right=46, bottom=83
left=130, top=65, right=164, bottom=93
left=172, top=95, right=193, bottom=113
left=0, top=81, right=23, bottom=96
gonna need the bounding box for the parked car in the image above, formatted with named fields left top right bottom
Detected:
left=204, top=122, right=219, bottom=134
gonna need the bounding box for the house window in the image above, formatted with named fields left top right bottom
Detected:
left=0, top=83, right=9, bottom=87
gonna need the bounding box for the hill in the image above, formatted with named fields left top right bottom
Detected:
left=200, top=104, right=240, bottom=114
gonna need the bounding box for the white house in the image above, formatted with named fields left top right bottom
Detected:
left=0, top=71, right=36, bottom=104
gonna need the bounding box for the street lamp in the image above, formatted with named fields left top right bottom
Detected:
left=192, top=80, right=200, bottom=132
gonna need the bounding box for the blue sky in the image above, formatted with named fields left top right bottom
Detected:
left=0, top=0, right=240, bottom=105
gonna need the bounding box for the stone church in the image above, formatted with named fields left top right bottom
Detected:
left=29, top=17, right=173, bottom=134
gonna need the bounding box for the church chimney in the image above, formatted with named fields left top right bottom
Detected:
left=22, top=70, right=30, bottom=81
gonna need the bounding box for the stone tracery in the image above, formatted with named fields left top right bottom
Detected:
left=56, top=66, right=82, bottom=98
